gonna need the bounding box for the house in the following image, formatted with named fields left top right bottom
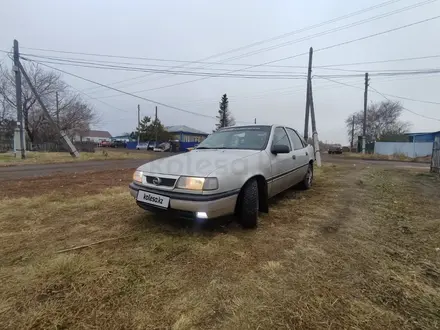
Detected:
left=405, top=131, right=440, bottom=143
left=74, top=130, right=112, bottom=143
left=165, top=125, right=209, bottom=143
left=112, top=135, right=132, bottom=143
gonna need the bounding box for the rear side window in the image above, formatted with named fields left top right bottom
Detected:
left=272, top=127, right=292, bottom=150
left=286, top=128, right=304, bottom=150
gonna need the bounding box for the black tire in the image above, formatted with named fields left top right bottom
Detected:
left=300, top=163, right=313, bottom=190
left=238, top=179, right=259, bottom=229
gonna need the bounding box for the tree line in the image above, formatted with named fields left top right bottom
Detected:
left=0, top=61, right=96, bottom=144
left=346, top=100, right=410, bottom=145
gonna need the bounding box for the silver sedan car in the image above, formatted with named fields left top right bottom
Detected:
left=129, top=125, right=315, bottom=228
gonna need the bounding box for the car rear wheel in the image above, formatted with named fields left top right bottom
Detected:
left=300, top=164, right=313, bottom=190
left=238, top=179, right=259, bottom=229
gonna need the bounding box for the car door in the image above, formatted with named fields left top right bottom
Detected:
left=268, top=127, right=296, bottom=196
left=286, top=128, right=310, bottom=184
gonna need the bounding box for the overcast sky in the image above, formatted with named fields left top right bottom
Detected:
left=1, top=0, right=440, bottom=143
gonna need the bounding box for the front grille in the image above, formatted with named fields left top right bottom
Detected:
left=146, top=176, right=176, bottom=187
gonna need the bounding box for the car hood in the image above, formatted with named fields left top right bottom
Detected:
left=138, top=149, right=262, bottom=177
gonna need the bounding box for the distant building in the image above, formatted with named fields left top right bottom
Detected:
left=74, top=130, right=112, bottom=143
left=112, top=135, right=132, bottom=142
left=166, top=125, right=209, bottom=143
left=405, top=131, right=440, bottom=143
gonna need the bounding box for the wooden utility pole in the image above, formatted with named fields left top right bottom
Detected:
left=254, top=118, right=256, bottom=124
left=56, top=91, right=59, bottom=128
left=13, top=39, right=25, bottom=159
left=303, top=47, right=313, bottom=140
left=137, top=104, right=140, bottom=145
left=17, top=60, right=79, bottom=157
left=351, top=115, right=355, bottom=150
left=309, top=81, right=321, bottom=167
left=362, top=72, right=369, bottom=154
left=154, top=106, right=158, bottom=143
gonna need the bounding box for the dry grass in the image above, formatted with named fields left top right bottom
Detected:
left=0, top=164, right=439, bottom=329
left=341, top=152, right=431, bottom=163
left=0, top=149, right=156, bottom=166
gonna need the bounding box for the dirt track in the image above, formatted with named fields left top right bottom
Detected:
left=321, top=153, right=430, bottom=169
left=0, top=153, right=430, bottom=181
left=0, top=159, right=155, bottom=181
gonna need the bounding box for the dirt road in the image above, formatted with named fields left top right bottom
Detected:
left=0, top=153, right=430, bottom=181
left=322, top=153, right=430, bottom=169
left=0, top=158, right=161, bottom=181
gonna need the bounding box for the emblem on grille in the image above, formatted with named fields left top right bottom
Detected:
left=152, top=177, right=162, bottom=185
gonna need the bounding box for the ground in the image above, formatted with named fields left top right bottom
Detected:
left=340, top=152, right=431, bottom=163
left=0, top=149, right=158, bottom=166
left=0, top=158, right=439, bottom=329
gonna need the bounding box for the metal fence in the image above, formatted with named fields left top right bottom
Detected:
left=431, top=137, right=440, bottom=174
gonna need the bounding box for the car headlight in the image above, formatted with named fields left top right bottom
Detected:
left=176, top=176, right=218, bottom=191
left=133, top=170, right=143, bottom=183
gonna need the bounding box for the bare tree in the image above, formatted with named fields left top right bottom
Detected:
left=0, top=62, right=96, bottom=143
left=345, top=100, right=410, bottom=143
left=0, top=63, right=15, bottom=140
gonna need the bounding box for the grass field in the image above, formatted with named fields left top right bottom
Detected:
left=0, top=149, right=156, bottom=166
left=0, top=164, right=439, bottom=329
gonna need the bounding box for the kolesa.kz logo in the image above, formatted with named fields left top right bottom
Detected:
left=143, top=193, right=164, bottom=204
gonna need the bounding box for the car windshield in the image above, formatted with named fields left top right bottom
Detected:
left=196, top=126, right=271, bottom=150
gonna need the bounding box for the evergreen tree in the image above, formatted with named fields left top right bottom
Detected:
left=136, top=115, right=171, bottom=141
left=215, top=94, right=235, bottom=131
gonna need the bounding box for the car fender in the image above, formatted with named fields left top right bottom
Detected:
left=205, top=151, right=272, bottom=195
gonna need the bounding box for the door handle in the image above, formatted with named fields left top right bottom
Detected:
left=292, top=155, right=296, bottom=160
left=305, top=152, right=308, bottom=156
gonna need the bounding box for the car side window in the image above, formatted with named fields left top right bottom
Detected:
left=286, top=128, right=305, bottom=150
left=272, top=127, right=292, bottom=150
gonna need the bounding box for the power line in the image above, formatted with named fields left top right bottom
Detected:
left=21, top=0, right=405, bottom=92
left=369, top=85, right=440, bottom=121
left=21, top=53, right=308, bottom=73
left=93, top=14, right=440, bottom=99
left=370, top=89, right=440, bottom=105
left=22, top=57, right=252, bottom=123
left=316, top=54, right=440, bottom=68
left=314, top=75, right=365, bottom=90
left=205, top=0, right=436, bottom=64
left=83, top=0, right=438, bottom=93
left=317, top=74, right=440, bottom=120
left=22, top=0, right=404, bottom=63
left=19, top=56, right=309, bottom=79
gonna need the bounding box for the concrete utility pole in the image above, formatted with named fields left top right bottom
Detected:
left=13, top=39, right=25, bottom=159
left=303, top=47, right=313, bottom=140
left=309, top=81, right=321, bottom=167
left=362, top=72, right=369, bottom=154
left=56, top=91, right=59, bottom=128
left=154, top=106, right=158, bottom=143
left=137, top=104, right=140, bottom=145
left=351, top=115, right=355, bottom=150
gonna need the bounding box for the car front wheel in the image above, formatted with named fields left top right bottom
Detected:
left=238, top=179, right=259, bottom=229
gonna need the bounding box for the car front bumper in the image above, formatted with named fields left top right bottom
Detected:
left=129, top=182, right=239, bottom=220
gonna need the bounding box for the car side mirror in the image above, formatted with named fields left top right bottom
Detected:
left=271, top=144, right=290, bottom=154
